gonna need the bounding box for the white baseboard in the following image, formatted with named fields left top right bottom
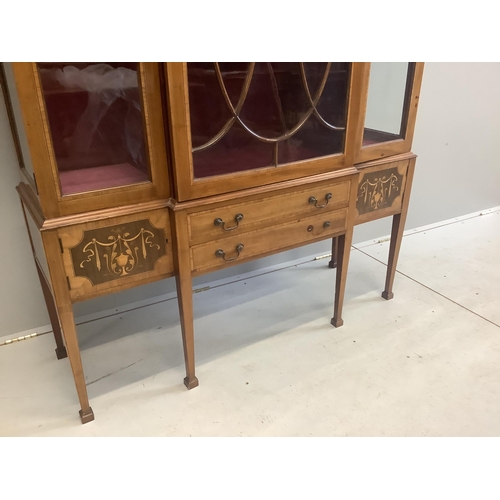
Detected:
left=354, top=206, right=500, bottom=249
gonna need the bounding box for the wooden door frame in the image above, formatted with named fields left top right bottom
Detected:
left=353, top=62, right=425, bottom=165
left=10, top=62, right=171, bottom=218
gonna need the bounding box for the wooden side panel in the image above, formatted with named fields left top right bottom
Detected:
left=57, top=209, right=173, bottom=301
left=354, top=159, right=409, bottom=224
left=23, top=203, right=52, bottom=290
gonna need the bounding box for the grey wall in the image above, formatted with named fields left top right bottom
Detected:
left=0, top=93, right=54, bottom=335
left=365, top=62, right=409, bottom=134
left=1, top=63, right=499, bottom=337
left=408, top=63, right=500, bottom=227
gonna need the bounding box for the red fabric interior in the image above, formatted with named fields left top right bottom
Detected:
left=59, top=163, right=149, bottom=196
left=194, top=142, right=321, bottom=178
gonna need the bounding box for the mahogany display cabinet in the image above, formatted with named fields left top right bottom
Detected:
left=1, top=62, right=423, bottom=423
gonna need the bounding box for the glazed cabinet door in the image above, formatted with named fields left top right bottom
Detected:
left=5, top=62, right=170, bottom=218
left=166, top=62, right=366, bottom=201
left=354, top=62, right=424, bottom=164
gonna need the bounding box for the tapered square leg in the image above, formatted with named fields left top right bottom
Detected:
left=55, top=346, right=68, bottom=359
left=172, top=211, right=199, bottom=390
left=175, top=272, right=198, bottom=389
left=382, top=159, right=416, bottom=300
left=34, top=244, right=67, bottom=360
left=382, top=213, right=404, bottom=300
left=328, top=236, right=338, bottom=269
left=331, top=230, right=353, bottom=328
left=57, top=303, right=94, bottom=424
left=42, top=230, right=94, bottom=424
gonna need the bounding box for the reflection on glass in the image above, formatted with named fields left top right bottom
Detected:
left=363, top=62, right=415, bottom=146
left=37, top=62, right=150, bottom=195
left=187, top=62, right=349, bottom=178
left=1, top=63, right=37, bottom=183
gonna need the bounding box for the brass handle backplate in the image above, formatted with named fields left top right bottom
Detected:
left=215, top=243, right=244, bottom=262
left=214, top=213, right=244, bottom=231
left=308, top=193, right=332, bottom=209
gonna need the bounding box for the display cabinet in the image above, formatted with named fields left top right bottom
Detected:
left=3, top=62, right=423, bottom=424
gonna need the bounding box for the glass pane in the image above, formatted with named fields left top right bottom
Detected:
left=187, top=62, right=349, bottom=179
left=363, top=62, right=415, bottom=146
left=1, top=63, right=37, bottom=184
left=36, top=62, right=150, bottom=196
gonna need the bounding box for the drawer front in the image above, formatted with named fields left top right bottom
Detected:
left=355, top=159, right=409, bottom=224
left=191, top=208, right=347, bottom=274
left=188, top=179, right=351, bottom=245
left=58, top=209, right=173, bottom=300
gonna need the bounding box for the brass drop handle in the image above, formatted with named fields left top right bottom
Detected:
left=214, top=213, right=244, bottom=231
left=215, top=243, right=244, bottom=262
left=308, top=193, right=332, bottom=209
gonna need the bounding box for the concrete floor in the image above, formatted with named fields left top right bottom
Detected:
left=1, top=209, right=499, bottom=436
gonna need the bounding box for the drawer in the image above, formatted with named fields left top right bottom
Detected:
left=187, top=178, right=351, bottom=245
left=355, top=159, right=409, bottom=224
left=57, top=209, right=174, bottom=301
left=191, top=208, right=347, bottom=274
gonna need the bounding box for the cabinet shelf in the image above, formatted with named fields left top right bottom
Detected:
left=59, top=163, right=150, bottom=196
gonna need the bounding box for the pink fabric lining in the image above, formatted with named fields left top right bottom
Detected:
left=59, top=163, right=149, bottom=195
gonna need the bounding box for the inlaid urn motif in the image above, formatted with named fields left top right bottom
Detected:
left=70, top=219, right=166, bottom=285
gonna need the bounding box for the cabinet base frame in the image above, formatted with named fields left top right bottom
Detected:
left=328, top=153, right=417, bottom=300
